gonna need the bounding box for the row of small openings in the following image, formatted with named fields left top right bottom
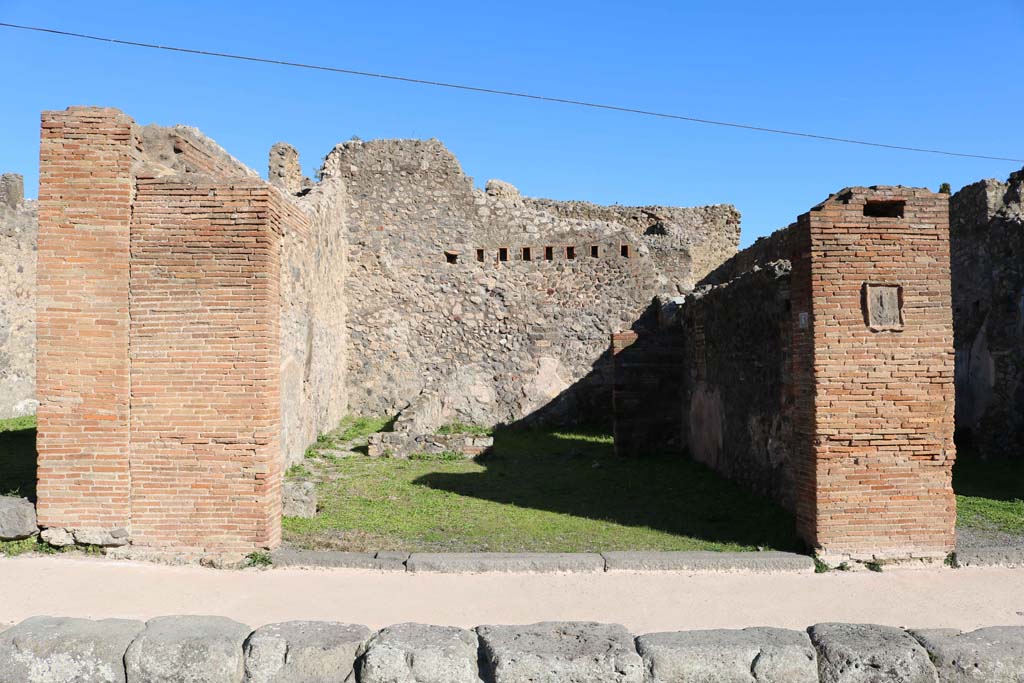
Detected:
left=446, top=244, right=632, bottom=264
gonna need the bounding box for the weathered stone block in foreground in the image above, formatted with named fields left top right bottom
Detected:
left=0, top=496, right=38, bottom=540
left=244, top=621, right=370, bottom=683
left=124, top=615, right=252, bottom=683
left=270, top=548, right=408, bottom=570
left=477, top=621, right=643, bottom=683
left=358, top=623, right=480, bottom=683
left=809, top=623, right=938, bottom=683
left=406, top=552, right=605, bottom=573
left=911, top=626, right=1024, bottom=683
left=636, top=627, right=818, bottom=683
left=0, top=615, right=144, bottom=683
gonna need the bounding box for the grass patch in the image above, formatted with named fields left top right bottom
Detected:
left=286, top=464, right=312, bottom=479
left=245, top=550, right=273, bottom=567
left=953, top=453, right=1024, bottom=534
left=0, top=414, right=37, bottom=499
left=283, top=426, right=801, bottom=553
left=337, top=415, right=394, bottom=443
left=436, top=422, right=492, bottom=437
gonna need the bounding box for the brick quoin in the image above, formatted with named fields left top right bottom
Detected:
left=35, top=107, right=302, bottom=552
left=36, top=107, right=137, bottom=534
left=797, top=188, right=956, bottom=561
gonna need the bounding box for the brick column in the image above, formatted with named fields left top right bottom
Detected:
left=128, top=178, right=284, bottom=551
left=35, top=107, right=137, bottom=535
left=805, top=189, right=956, bottom=561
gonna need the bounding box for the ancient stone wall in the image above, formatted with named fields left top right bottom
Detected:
left=632, top=187, right=957, bottom=561
left=0, top=173, right=37, bottom=418
left=950, top=168, right=1024, bottom=459
left=319, top=139, right=740, bottom=432
left=679, top=259, right=798, bottom=510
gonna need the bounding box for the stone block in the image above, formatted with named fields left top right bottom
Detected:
left=0, top=496, right=37, bottom=540
left=601, top=551, right=814, bottom=573
left=636, top=627, right=817, bottom=683
left=282, top=480, right=317, bottom=518
left=244, top=621, right=370, bottom=682
left=911, top=626, right=1024, bottom=682
left=40, top=527, right=75, bottom=547
left=477, top=621, right=643, bottom=683
left=270, top=549, right=407, bottom=570
left=359, top=623, right=480, bottom=683
left=73, top=527, right=130, bottom=547
left=0, top=615, right=144, bottom=683
left=809, top=623, right=938, bottom=683
left=125, top=615, right=252, bottom=683
left=406, top=552, right=604, bottom=573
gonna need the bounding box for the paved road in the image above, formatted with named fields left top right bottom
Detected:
left=1, top=556, right=1021, bottom=632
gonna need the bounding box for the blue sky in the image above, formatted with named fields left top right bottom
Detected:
left=1, top=0, right=1021, bottom=246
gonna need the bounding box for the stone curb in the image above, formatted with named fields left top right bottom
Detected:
left=2, top=617, right=1023, bottom=683
left=270, top=549, right=409, bottom=570
left=602, top=550, right=816, bottom=573
left=267, top=549, right=814, bottom=573
left=406, top=552, right=606, bottom=573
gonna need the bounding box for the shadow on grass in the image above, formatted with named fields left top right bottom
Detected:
left=0, top=417, right=37, bottom=500
left=414, top=426, right=802, bottom=551
left=953, top=449, right=1024, bottom=503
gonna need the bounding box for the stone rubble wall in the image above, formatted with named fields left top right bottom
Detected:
left=950, top=168, right=1024, bottom=459
left=0, top=173, right=37, bottom=418
left=1, top=615, right=1022, bottom=683
left=319, top=138, right=740, bottom=429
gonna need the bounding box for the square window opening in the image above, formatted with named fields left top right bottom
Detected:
left=565, top=246, right=576, bottom=260
left=620, top=244, right=631, bottom=258
left=498, top=247, right=509, bottom=262
left=590, top=245, right=600, bottom=258
left=445, top=251, right=459, bottom=264
left=522, top=247, right=532, bottom=262
left=476, top=249, right=485, bottom=262
left=544, top=246, right=554, bottom=260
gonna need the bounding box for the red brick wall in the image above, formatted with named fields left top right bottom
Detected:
left=128, top=177, right=287, bottom=551
left=803, top=188, right=956, bottom=560
left=35, top=106, right=298, bottom=552
left=35, top=107, right=137, bottom=532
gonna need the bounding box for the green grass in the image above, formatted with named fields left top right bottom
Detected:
left=283, top=426, right=801, bottom=553
left=336, top=415, right=395, bottom=443
left=0, top=414, right=37, bottom=498
left=436, top=422, right=493, bottom=437
left=954, top=453, right=1024, bottom=534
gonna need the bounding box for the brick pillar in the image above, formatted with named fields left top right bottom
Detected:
left=804, top=188, right=956, bottom=561
left=35, top=107, right=137, bottom=535
left=128, top=178, right=283, bottom=551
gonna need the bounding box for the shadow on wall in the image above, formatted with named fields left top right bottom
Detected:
left=413, top=302, right=802, bottom=552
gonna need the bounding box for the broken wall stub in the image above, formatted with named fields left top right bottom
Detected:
left=0, top=173, right=37, bottom=418
left=35, top=107, right=347, bottom=551
left=319, top=138, right=740, bottom=432
left=950, top=169, right=1024, bottom=459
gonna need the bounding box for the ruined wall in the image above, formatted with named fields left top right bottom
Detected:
left=679, top=260, right=798, bottom=509
left=35, top=107, right=347, bottom=551
left=320, top=139, right=740, bottom=430
left=278, top=174, right=348, bottom=469
left=950, top=169, right=1024, bottom=459
left=0, top=174, right=37, bottom=418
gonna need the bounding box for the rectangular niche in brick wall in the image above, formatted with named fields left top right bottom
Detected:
left=863, top=283, right=904, bottom=331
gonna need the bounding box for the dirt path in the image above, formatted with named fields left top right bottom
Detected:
left=1, top=556, right=1021, bottom=633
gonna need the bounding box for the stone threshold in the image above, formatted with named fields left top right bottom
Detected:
left=269, top=549, right=816, bottom=573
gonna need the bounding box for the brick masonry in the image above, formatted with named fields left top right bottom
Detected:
left=33, top=107, right=343, bottom=551
left=652, top=187, right=956, bottom=561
